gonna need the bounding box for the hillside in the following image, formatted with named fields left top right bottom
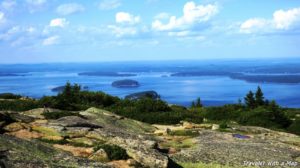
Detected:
left=1, top=107, right=299, bottom=168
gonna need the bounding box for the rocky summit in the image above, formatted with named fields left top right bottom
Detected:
left=0, top=108, right=299, bottom=168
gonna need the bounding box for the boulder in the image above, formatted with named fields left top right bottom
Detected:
left=53, top=116, right=102, bottom=128
left=0, top=135, right=111, bottom=168
left=110, top=136, right=168, bottom=168
left=53, top=144, right=94, bottom=157
left=211, top=124, right=220, bottom=130
left=171, top=130, right=300, bottom=166
left=182, top=121, right=195, bottom=129
left=3, top=122, right=25, bottom=132
left=21, top=108, right=46, bottom=119
left=6, top=129, right=43, bottom=139
left=7, top=112, right=34, bottom=123
left=0, top=112, right=14, bottom=127
left=64, top=127, right=92, bottom=138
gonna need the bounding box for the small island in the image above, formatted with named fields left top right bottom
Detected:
left=52, top=85, right=89, bottom=92
left=0, top=73, right=28, bottom=77
left=125, top=91, right=160, bottom=100
left=112, top=79, right=140, bottom=88
left=78, top=72, right=137, bottom=77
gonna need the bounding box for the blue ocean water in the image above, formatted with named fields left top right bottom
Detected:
left=0, top=61, right=300, bottom=108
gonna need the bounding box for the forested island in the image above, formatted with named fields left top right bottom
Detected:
left=78, top=72, right=137, bottom=77
left=111, top=79, right=140, bottom=88
left=171, top=72, right=300, bottom=84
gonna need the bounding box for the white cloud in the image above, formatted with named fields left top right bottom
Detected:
left=0, top=12, right=5, bottom=24
left=56, top=3, right=85, bottom=15
left=26, top=0, right=47, bottom=13
left=273, top=8, right=300, bottom=30
left=240, top=18, right=269, bottom=34
left=1, top=0, right=17, bottom=10
left=0, top=26, right=19, bottom=40
left=152, top=1, right=218, bottom=31
left=240, top=7, right=300, bottom=34
left=99, top=0, right=121, bottom=10
left=43, top=35, right=59, bottom=46
left=26, top=27, right=36, bottom=33
left=154, top=13, right=170, bottom=20
left=26, top=0, right=46, bottom=6
left=168, top=31, right=190, bottom=37
left=116, top=12, right=140, bottom=24
left=108, top=25, right=137, bottom=37
left=49, top=18, right=68, bottom=28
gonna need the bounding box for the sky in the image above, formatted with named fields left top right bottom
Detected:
left=0, top=0, right=300, bottom=63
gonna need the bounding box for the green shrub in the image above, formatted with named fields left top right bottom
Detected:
left=202, top=105, right=242, bottom=121
left=0, top=93, right=22, bottom=99
left=0, top=99, right=39, bottom=111
left=238, top=107, right=291, bottom=129
left=219, top=121, right=228, bottom=129
left=287, top=119, right=300, bottom=135
left=93, top=144, right=129, bottom=161
left=42, top=111, right=82, bottom=120
left=38, top=83, right=120, bottom=111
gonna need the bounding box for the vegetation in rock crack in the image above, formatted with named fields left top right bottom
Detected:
left=93, top=144, right=129, bottom=161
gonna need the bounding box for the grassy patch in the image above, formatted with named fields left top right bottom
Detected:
left=67, top=137, right=95, bottom=147
left=168, top=130, right=199, bottom=137
left=160, top=138, right=195, bottom=150
left=32, top=126, right=61, bottom=136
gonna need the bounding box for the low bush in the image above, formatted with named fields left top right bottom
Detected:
left=201, top=105, right=242, bottom=121
left=287, top=119, right=300, bottom=135
left=93, top=144, right=129, bottom=161
left=0, top=99, right=39, bottom=111
left=238, top=107, right=291, bottom=129
left=0, top=93, right=22, bottom=99
left=219, top=121, right=228, bottom=129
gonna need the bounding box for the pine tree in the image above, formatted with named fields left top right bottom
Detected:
left=196, top=97, right=203, bottom=108
left=191, top=101, right=196, bottom=108
left=255, top=86, right=265, bottom=106
left=64, top=82, right=72, bottom=98
left=244, top=91, right=255, bottom=108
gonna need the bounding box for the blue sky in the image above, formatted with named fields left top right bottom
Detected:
left=0, top=0, right=300, bottom=63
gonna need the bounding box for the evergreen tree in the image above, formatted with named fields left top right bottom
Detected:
left=191, top=101, right=196, bottom=108
left=244, top=91, right=255, bottom=108
left=196, top=97, right=203, bottom=108
left=255, top=86, right=265, bottom=106
left=64, top=82, right=72, bottom=98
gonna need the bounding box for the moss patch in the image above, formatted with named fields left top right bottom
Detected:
left=168, top=130, right=200, bottom=137
left=31, top=126, right=61, bottom=136
left=160, top=137, right=196, bottom=150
